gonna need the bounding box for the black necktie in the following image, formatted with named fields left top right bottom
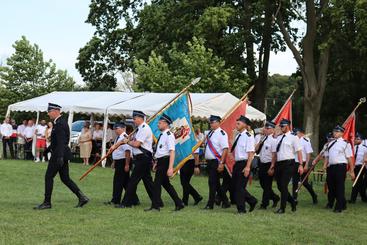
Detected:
left=355, top=145, right=359, bottom=160
left=276, top=134, right=286, bottom=152
left=153, top=133, right=163, bottom=154
left=231, top=134, right=241, bottom=152
left=256, top=135, right=268, bottom=154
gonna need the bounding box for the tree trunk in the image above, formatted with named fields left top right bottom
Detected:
left=253, top=0, right=273, bottom=111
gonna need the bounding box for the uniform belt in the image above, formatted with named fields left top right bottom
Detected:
left=235, top=160, right=248, bottom=163
left=329, top=163, right=347, bottom=165
left=277, top=159, right=294, bottom=164
left=259, top=161, right=271, bottom=165
left=157, top=156, right=169, bottom=160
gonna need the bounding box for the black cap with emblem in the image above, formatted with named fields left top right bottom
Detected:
left=333, top=125, right=345, bottom=132
left=279, top=118, right=291, bottom=127
left=132, top=110, right=145, bottom=118
left=209, top=115, right=221, bottom=123
left=113, top=122, right=126, bottom=129
left=48, top=103, right=62, bottom=112
left=265, top=121, right=276, bottom=129
left=237, top=115, right=251, bottom=126
left=159, top=113, right=173, bottom=124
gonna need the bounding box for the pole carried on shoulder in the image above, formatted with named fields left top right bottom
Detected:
left=297, top=97, right=366, bottom=193
left=79, top=77, right=201, bottom=181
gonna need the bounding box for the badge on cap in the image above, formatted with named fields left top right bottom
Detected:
left=48, top=103, right=62, bottom=112
left=279, top=118, right=291, bottom=127
left=132, top=110, right=146, bottom=118
left=159, top=113, right=173, bottom=124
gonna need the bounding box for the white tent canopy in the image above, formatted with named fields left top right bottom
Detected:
left=7, top=91, right=266, bottom=166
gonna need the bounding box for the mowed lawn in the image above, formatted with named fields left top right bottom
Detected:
left=1, top=160, right=367, bottom=245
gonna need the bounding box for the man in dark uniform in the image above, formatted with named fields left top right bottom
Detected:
left=34, top=103, right=89, bottom=210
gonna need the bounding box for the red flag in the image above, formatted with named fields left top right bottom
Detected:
left=273, top=98, right=293, bottom=129
left=342, top=112, right=356, bottom=165
left=220, top=100, right=247, bottom=174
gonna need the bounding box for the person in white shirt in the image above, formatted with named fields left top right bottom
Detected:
left=16, top=120, right=27, bottom=159
left=231, top=115, right=257, bottom=214
left=323, top=125, right=354, bottom=212
left=1, top=117, right=15, bottom=159
left=203, top=115, right=230, bottom=210
left=23, top=120, right=35, bottom=160
left=349, top=133, right=367, bottom=203
left=111, top=110, right=157, bottom=211
left=104, top=122, right=138, bottom=206
left=255, top=121, right=280, bottom=209
left=35, top=120, right=47, bottom=163
left=106, top=123, right=116, bottom=147
left=151, top=114, right=184, bottom=211
left=269, top=118, right=303, bottom=214
left=292, top=128, right=318, bottom=204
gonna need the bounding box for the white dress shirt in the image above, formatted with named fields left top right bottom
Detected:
left=205, top=127, right=229, bottom=160
left=354, top=144, right=367, bottom=166
left=155, top=129, right=175, bottom=158
left=35, top=125, right=47, bottom=139
left=23, top=126, right=35, bottom=138
left=272, top=131, right=301, bottom=161
left=232, top=130, right=255, bottom=161
left=17, top=124, right=26, bottom=136
left=295, top=136, right=313, bottom=163
left=259, top=134, right=277, bottom=163
left=324, top=138, right=353, bottom=165
left=133, top=122, right=153, bottom=155
left=112, top=133, right=132, bottom=160
left=1, top=123, right=13, bottom=137
left=93, top=130, right=103, bottom=140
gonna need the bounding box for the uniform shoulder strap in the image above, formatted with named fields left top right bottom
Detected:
left=220, top=130, right=225, bottom=136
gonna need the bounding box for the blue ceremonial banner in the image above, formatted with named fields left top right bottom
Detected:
left=149, top=92, right=200, bottom=170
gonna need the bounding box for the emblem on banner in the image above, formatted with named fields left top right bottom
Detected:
left=172, top=117, right=191, bottom=145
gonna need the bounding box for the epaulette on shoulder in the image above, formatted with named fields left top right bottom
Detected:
left=246, top=132, right=251, bottom=137
left=167, top=131, right=171, bottom=135
left=303, top=137, right=309, bottom=142
left=362, top=144, right=367, bottom=148
left=142, top=124, right=145, bottom=128
left=220, top=130, right=225, bottom=136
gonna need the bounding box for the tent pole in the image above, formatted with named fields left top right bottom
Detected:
left=101, top=112, right=109, bottom=168
left=67, top=109, right=74, bottom=146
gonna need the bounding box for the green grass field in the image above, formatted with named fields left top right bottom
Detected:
left=1, top=160, right=367, bottom=244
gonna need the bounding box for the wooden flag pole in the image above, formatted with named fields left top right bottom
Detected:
left=353, top=162, right=367, bottom=187
left=79, top=77, right=201, bottom=181
left=272, top=88, right=297, bottom=122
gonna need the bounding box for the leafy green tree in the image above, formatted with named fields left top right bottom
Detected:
left=0, top=36, right=75, bottom=116
left=134, top=37, right=249, bottom=96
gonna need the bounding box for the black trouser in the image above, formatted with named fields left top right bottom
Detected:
left=350, top=165, right=367, bottom=202
left=111, top=159, right=139, bottom=205
left=275, top=160, right=296, bottom=210
left=25, top=139, right=33, bottom=160
left=326, top=164, right=347, bottom=210
left=206, top=159, right=229, bottom=207
left=123, top=154, right=156, bottom=207
left=233, top=160, right=257, bottom=212
left=220, top=168, right=235, bottom=204
left=180, top=159, right=201, bottom=205
left=2, top=137, right=14, bottom=159
left=258, top=161, right=279, bottom=207
left=153, top=156, right=182, bottom=207
left=292, top=162, right=317, bottom=201
left=44, top=159, right=81, bottom=203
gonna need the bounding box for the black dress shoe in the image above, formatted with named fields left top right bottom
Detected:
left=193, top=196, right=203, bottom=206
left=116, top=204, right=132, bottom=209
left=75, top=191, right=89, bottom=208
left=275, top=208, right=285, bottom=214
left=174, top=205, right=185, bottom=211
left=34, top=202, right=52, bottom=210
left=221, top=203, right=231, bottom=209
left=258, top=205, right=267, bottom=210
left=249, top=200, right=258, bottom=212
left=272, top=197, right=280, bottom=208
left=325, top=204, right=333, bottom=209
left=203, top=205, right=213, bottom=210
left=333, top=209, right=342, bottom=213
left=291, top=202, right=297, bottom=212
left=144, top=207, right=160, bottom=212
left=132, top=201, right=141, bottom=206
left=104, top=201, right=117, bottom=205
left=215, top=197, right=221, bottom=206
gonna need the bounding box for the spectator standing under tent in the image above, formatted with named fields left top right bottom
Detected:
left=10, top=119, right=18, bottom=159
left=23, top=120, right=35, bottom=160
left=35, top=120, right=47, bottom=163
left=92, top=123, right=103, bottom=163
left=78, top=122, right=93, bottom=166
left=1, top=117, right=15, bottom=159
left=17, top=120, right=27, bottom=159
left=45, top=121, right=53, bottom=161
